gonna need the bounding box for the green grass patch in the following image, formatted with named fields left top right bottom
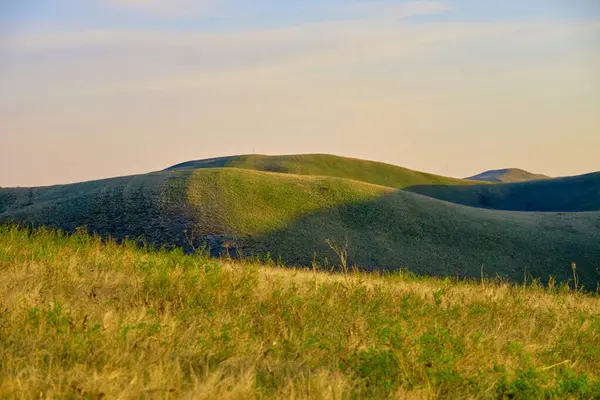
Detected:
left=0, top=226, right=599, bottom=398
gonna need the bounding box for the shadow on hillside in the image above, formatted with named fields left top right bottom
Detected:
left=236, top=190, right=600, bottom=289
left=404, top=171, right=600, bottom=212
left=3, top=174, right=600, bottom=290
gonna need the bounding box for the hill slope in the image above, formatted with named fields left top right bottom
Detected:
left=407, top=172, right=600, bottom=212
left=166, top=154, right=471, bottom=189
left=168, top=155, right=600, bottom=212
left=2, top=167, right=599, bottom=289
left=467, top=168, right=549, bottom=183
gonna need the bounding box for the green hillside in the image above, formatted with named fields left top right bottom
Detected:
left=166, top=154, right=470, bottom=189
left=466, top=168, right=549, bottom=183
left=0, top=170, right=191, bottom=248
left=408, top=172, right=600, bottom=212
left=2, top=167, right=599, bottom=289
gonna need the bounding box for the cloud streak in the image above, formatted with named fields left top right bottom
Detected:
left=2, top=17, right=598, bottom=98
left=0, top=1, right=452, bottom=52
left=102, top=0, right=219, bottom=17
left=334, top=0, right=451, bottom=19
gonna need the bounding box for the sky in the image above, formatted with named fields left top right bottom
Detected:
left=1, top=0, right=599, bottom=187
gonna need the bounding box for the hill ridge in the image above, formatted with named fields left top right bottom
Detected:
left=165, top=153, right=471, bottom=190
left=409, top=171, right=600, bottom=212
left=467, top=168, right=549, bottom=183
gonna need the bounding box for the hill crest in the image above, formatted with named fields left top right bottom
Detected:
left=467, top=168, right=549, bottom=183
left=165, top=153, right=471, bottom=190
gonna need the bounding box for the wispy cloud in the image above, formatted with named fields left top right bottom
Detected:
left=7, top=15, right=596, bottom=56
left=0, top=20, right=522, bottom=98
left=335, top=0, right=451, bottom=19
left=0, top=1, right=451, bottom=52
left=3, top=17, right=599, bottom=93
left=1, top=6, right=599, bottom=116
left=102, top=0, right=219, bottom=17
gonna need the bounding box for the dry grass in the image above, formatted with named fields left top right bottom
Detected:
left=1, top=225, right=599, bottom=399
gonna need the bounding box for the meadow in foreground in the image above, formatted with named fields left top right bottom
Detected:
left=1, top=225, right=599, bottom=399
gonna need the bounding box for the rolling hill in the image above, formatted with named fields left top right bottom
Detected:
left=1, top=161, right=599, bottom=289
left=407, top=172, right=600, bottom=212
left=166, top=154, right=471, bottom=189
left=168, top=154, right=600, bottom=212
left=466, top=168, right=549, bottom=183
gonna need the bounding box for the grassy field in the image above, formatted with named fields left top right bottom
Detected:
left=1, top=164, right=599, bottom=290
left=1, top=225, right=599, bottom=399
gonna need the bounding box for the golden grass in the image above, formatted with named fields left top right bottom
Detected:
left=1, top=226, right=599, bottom=399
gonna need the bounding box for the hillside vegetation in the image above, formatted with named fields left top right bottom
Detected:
left=1, top=226, right=599, bottom=398
left=0, top=170, right=190, bottom=245
left=408, top=172, right=600, bottom=212
left=166, top=154, right=471, bottom=189
left=466, top=168, right=549, bottom=183
left=2, top=166, right=599, bottom=289
left=166, top=154, right=600, bottom=211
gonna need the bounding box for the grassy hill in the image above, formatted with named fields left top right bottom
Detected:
left=2, top=166, right=599, bottom=289
left=166, top=154, right=471, bottom=189
left=407, top=172, right=600, bottom=212
left=0, top=170, right=190, bottom=246
left=467, top=168, right=549, bottom=183
left=1, top=226, right=599, bottom=398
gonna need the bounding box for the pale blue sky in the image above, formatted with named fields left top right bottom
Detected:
left=1, top=0, right=599, bottom=186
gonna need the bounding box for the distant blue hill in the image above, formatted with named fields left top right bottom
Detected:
left=466, top=168, right=549, bottom=183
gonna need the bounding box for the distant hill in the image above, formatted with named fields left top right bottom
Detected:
left=1, top=164, right=599, bottom=289
left=166, top=154, right=472, bottom=189
left=467, top=168, right=549, bottom=183
left=407, top=172, right=600, bottom=212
